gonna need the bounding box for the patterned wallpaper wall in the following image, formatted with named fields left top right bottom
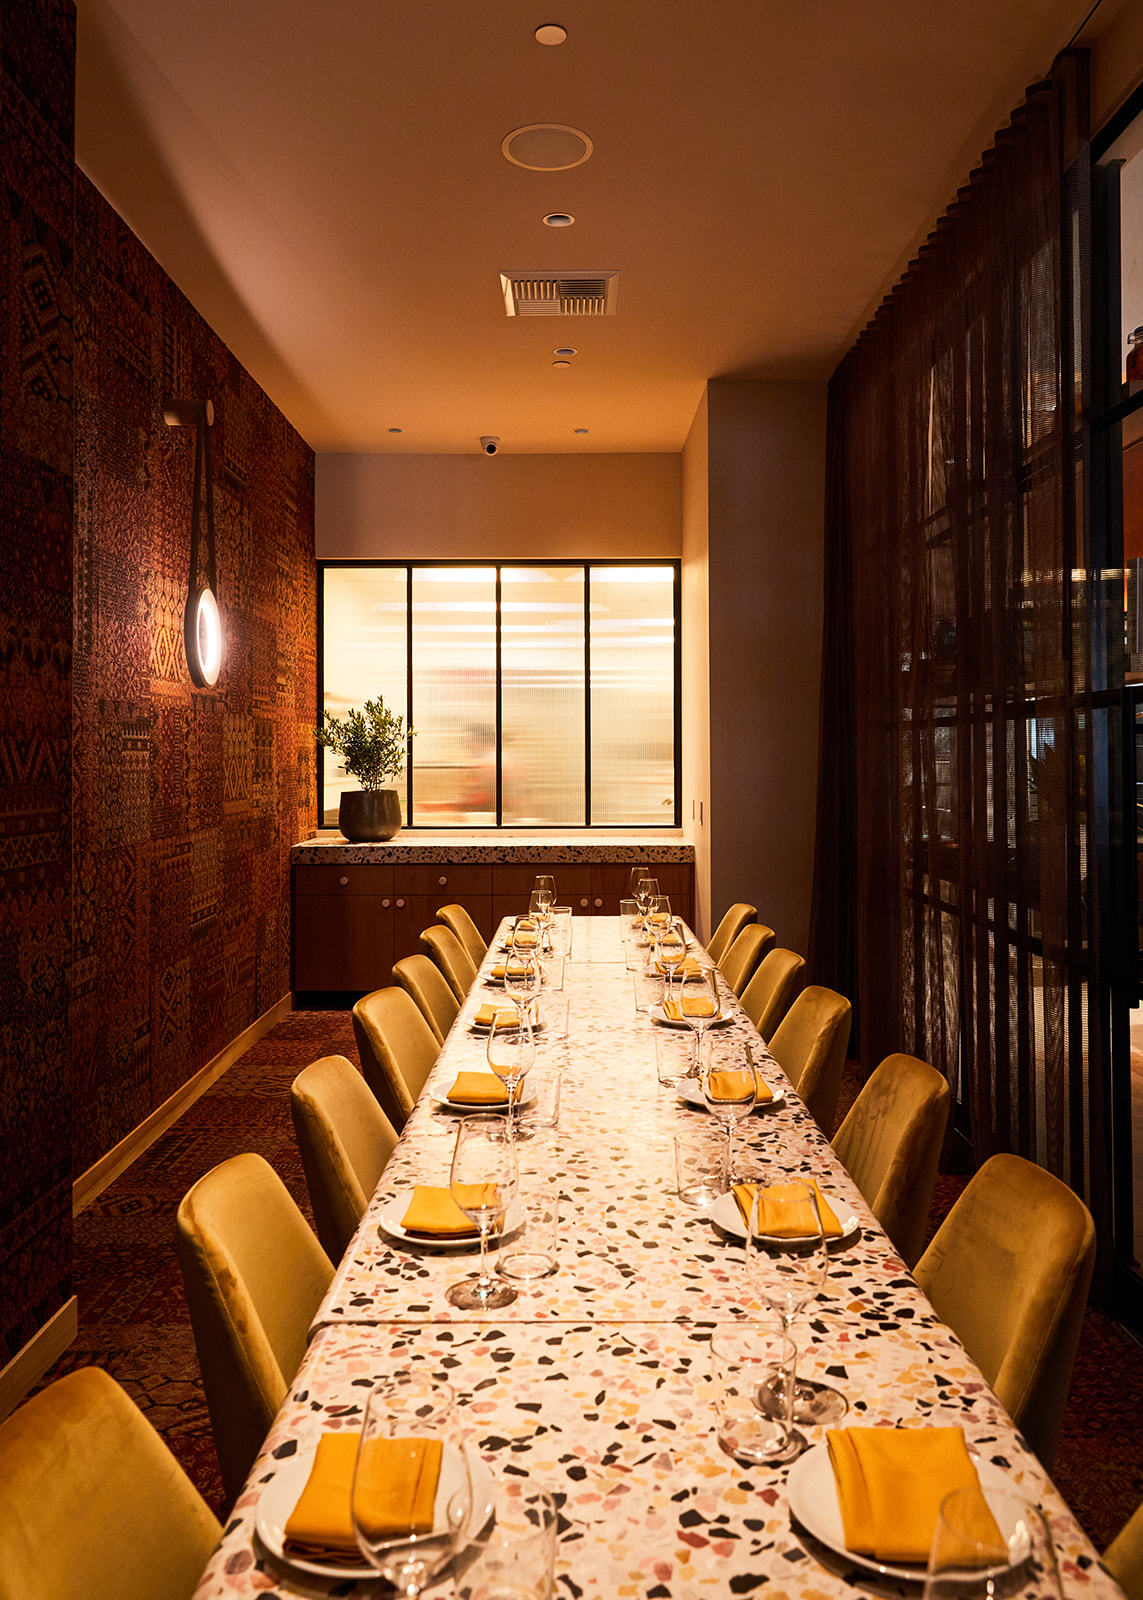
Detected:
left=70, top=173, right=316, bottom=1174
left=0, top=0, right=76, bottom=1367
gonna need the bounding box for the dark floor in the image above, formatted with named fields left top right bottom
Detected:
left=41, top=1015, right=1143, bottom=1550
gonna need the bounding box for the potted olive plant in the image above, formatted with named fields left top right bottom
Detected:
left=316, top=697, right=414, bottom=841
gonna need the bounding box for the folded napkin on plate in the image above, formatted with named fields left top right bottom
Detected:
left=401, top=1184, right=498, bottom=1237
left=283, top=1431, right=442, bottom=1560
left=446, top=1070, right=512, bottom=1105
left=731, top=1177, right=843, bottom=1237
left=489, top=961, right=528, bottom=981
left=826, top=1427, right=1006, bottom=1565
left=473, top=1003, right=521, bottom=1028
left=706, top=1068, right=773, bottom=1105
left=655, top=957, right=704, bottom=977
left=511, top=929, right=538, bottom=948
left=662, top=995, right=718, bottom=1020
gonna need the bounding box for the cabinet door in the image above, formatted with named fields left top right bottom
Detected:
left=591, top=862, right=694, bottom=922
left=293, top=865, right=395, bottom=992
left=391, top=865, right=495, bottom=969
left=492, top=863, right=593, bottom=930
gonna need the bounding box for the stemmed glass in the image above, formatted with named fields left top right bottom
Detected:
left=700, top=1055, right=758, bottom=1185
left=446, top=1114, right=519, bottom=1309
left=634, top=875, right=659, bottom=923
left=744, top=1178, right=847, bottom=1426
left=532, top=874, right=556, bottom=914
left=486, top=1007, right=536, bottom=1137
left=924, top=1487, right=1061, bottom=1600
left=655, top=918, right=687, bottom=1001
left=503, top=949, right=542, bottom=1036
left=678, top=964, right=721, bottom=1076
left=351, top=1372, right=472, bottom=1596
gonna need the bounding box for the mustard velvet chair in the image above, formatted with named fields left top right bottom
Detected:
left=767, top=984, right=853, bottom=1134
left=420, top=923, right=479, bottom=1002
left=0, top=1366, right=220, bottom=1600
left=914, top=1152, right=1096, bottom=1470
left=718, top=922, right=775, bottom=997
left=741, top=947, right=806, bottom=1039
left=291, top=1054, right=399, bottom=1260
left=1105, top=1499, right=1143, bottom=1600
left=436, top=902, right=487, bottom=967
left=830, top=1053, right=951, bottom=1268
left=393, top=952, right=460, bottom=1045
left=706, top=903, right=757, bottom=965
left=176, top=1152, right=334, bottom=1506
left=353, top=984, right=440, bottom=1132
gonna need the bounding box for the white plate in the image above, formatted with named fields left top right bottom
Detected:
left=256, top=1439, right=495, bottom=1580
left=707, top=1189, right=860, bottom=1247
left=786, top=1441, right=1022, bottom=1581
left=650, top=1003, right=733, bottom=1030
left=377, top=1193, right=524, bottom=1252
left=432, top=1088, right=538, bottom=1114
left=676, top=1079, right=786, bottom=1113
left=468, top=1016, right=544, bottom=1035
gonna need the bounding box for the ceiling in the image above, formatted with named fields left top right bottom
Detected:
left=77, top=0, right=1103, bottom=456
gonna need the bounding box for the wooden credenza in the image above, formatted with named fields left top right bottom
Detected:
left=292, top=838, right=695, bottom=997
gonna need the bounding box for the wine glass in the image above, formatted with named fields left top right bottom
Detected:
left=446, top=1114, right=519, bottom=1309
left=744, top=1178, right=847, bottom=1426
left=528, top=889, right=552, bottom=949
left=700, top=1054, right=758, bottom=1185
left=655, top=918, right=687, bottom=1000
left=351, top=1372, right=472, bottom=1597
left=509, top=914, right=541, bottom=958
left=533, top=873, right=556, bottom=910
left=634, top=875, right=659, bottom=922
left=678, top=963, right=721, bottom=1076
left=486, top=1005, right=536, bottom=1136
left=503, top=950, right=542, bottom=1035
left=646, top=893, right=673, bottom=947
left=924, top=1487, right=1062, bottom=1600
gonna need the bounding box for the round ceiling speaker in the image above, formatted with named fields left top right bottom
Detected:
left=502, top=124, right=593, bottom=171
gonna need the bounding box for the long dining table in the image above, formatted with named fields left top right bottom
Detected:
left=191, top=916, right=1122, bottom=1599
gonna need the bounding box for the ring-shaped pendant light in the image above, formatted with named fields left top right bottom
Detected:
left=164, top=397, right=222, bottom=687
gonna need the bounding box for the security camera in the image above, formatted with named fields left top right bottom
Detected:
left=480, top=436, right=500, bottom=455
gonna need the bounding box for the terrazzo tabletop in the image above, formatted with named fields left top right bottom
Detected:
left=191, top=918, right=1122, bottom=1600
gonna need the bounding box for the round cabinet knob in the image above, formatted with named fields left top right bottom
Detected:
left=594, top=898, right=603, bottom=907
left=396, top=898, right=405, bottom=908
left=579, top=897, right=589, bottom=907
left=438, top=875, right=447, bottom=886
left=382, top=898, right=391, bottom=908
left=339, top=876, right=348, bottom=886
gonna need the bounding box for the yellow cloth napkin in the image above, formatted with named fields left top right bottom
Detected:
left=731, top=1177, right=843, bottom=1237
left=473, top=1003, right=521, bottom=1028
left=706, top=1068, right=773, bottom=1105
left=489, top=961, right=528, bottom=981
left=826, top=1427, right=1006, bottom=1565
left=447, top=1071, right=511, bottom=1105
left=401, top=1184, right=498, bottom=1237
left=511, top=928, right=538, bottom=947
left=663, top=995, right=717, bottom=1020
left=283, top=1431, right=442, bottom=1560
left=655, top=957, right=703, bottom=977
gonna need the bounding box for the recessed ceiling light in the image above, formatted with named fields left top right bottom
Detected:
left=543, top=212, right=575, bottom=228
left=535, top=23, right=567, bottom=45
left=552, top=360, right=571, bottom=369
left=388, top=427, right=403, bottom=434
left=574, top=428, right=589, bottom=434
left=554, top=347, right=577, bottom=357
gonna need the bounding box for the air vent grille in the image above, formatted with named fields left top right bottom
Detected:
left=500, top=270, right=619, bottom=317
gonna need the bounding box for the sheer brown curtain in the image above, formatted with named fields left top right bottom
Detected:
left=811, top=54, right=1113, bottom=1245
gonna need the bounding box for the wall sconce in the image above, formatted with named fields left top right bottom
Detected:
left=164, top=397, right=222, bottom=688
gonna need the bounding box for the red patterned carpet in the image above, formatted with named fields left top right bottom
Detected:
left=42, top=1022, right=1143, bottom=1549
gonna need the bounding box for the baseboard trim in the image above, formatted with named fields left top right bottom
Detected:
left=72, top=993, right=295, bottom=1216
left=0, top=1297, right=78, bottom=1422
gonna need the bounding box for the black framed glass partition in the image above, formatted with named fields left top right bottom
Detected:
left=318, top=560, right=680, bottom=829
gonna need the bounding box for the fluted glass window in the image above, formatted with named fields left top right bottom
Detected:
left=319, top=561, right=679, bottom=827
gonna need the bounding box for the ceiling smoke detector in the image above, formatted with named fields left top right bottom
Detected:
left=500, top=270, right=619, bottom=317
left=501, top=124, right=593, bottom=171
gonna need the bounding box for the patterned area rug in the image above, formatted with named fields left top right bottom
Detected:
left=41, top=1031, right=1143, bottom=1549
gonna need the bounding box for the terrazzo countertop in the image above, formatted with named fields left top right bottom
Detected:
left=291, top=829, right=696, bottom=865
